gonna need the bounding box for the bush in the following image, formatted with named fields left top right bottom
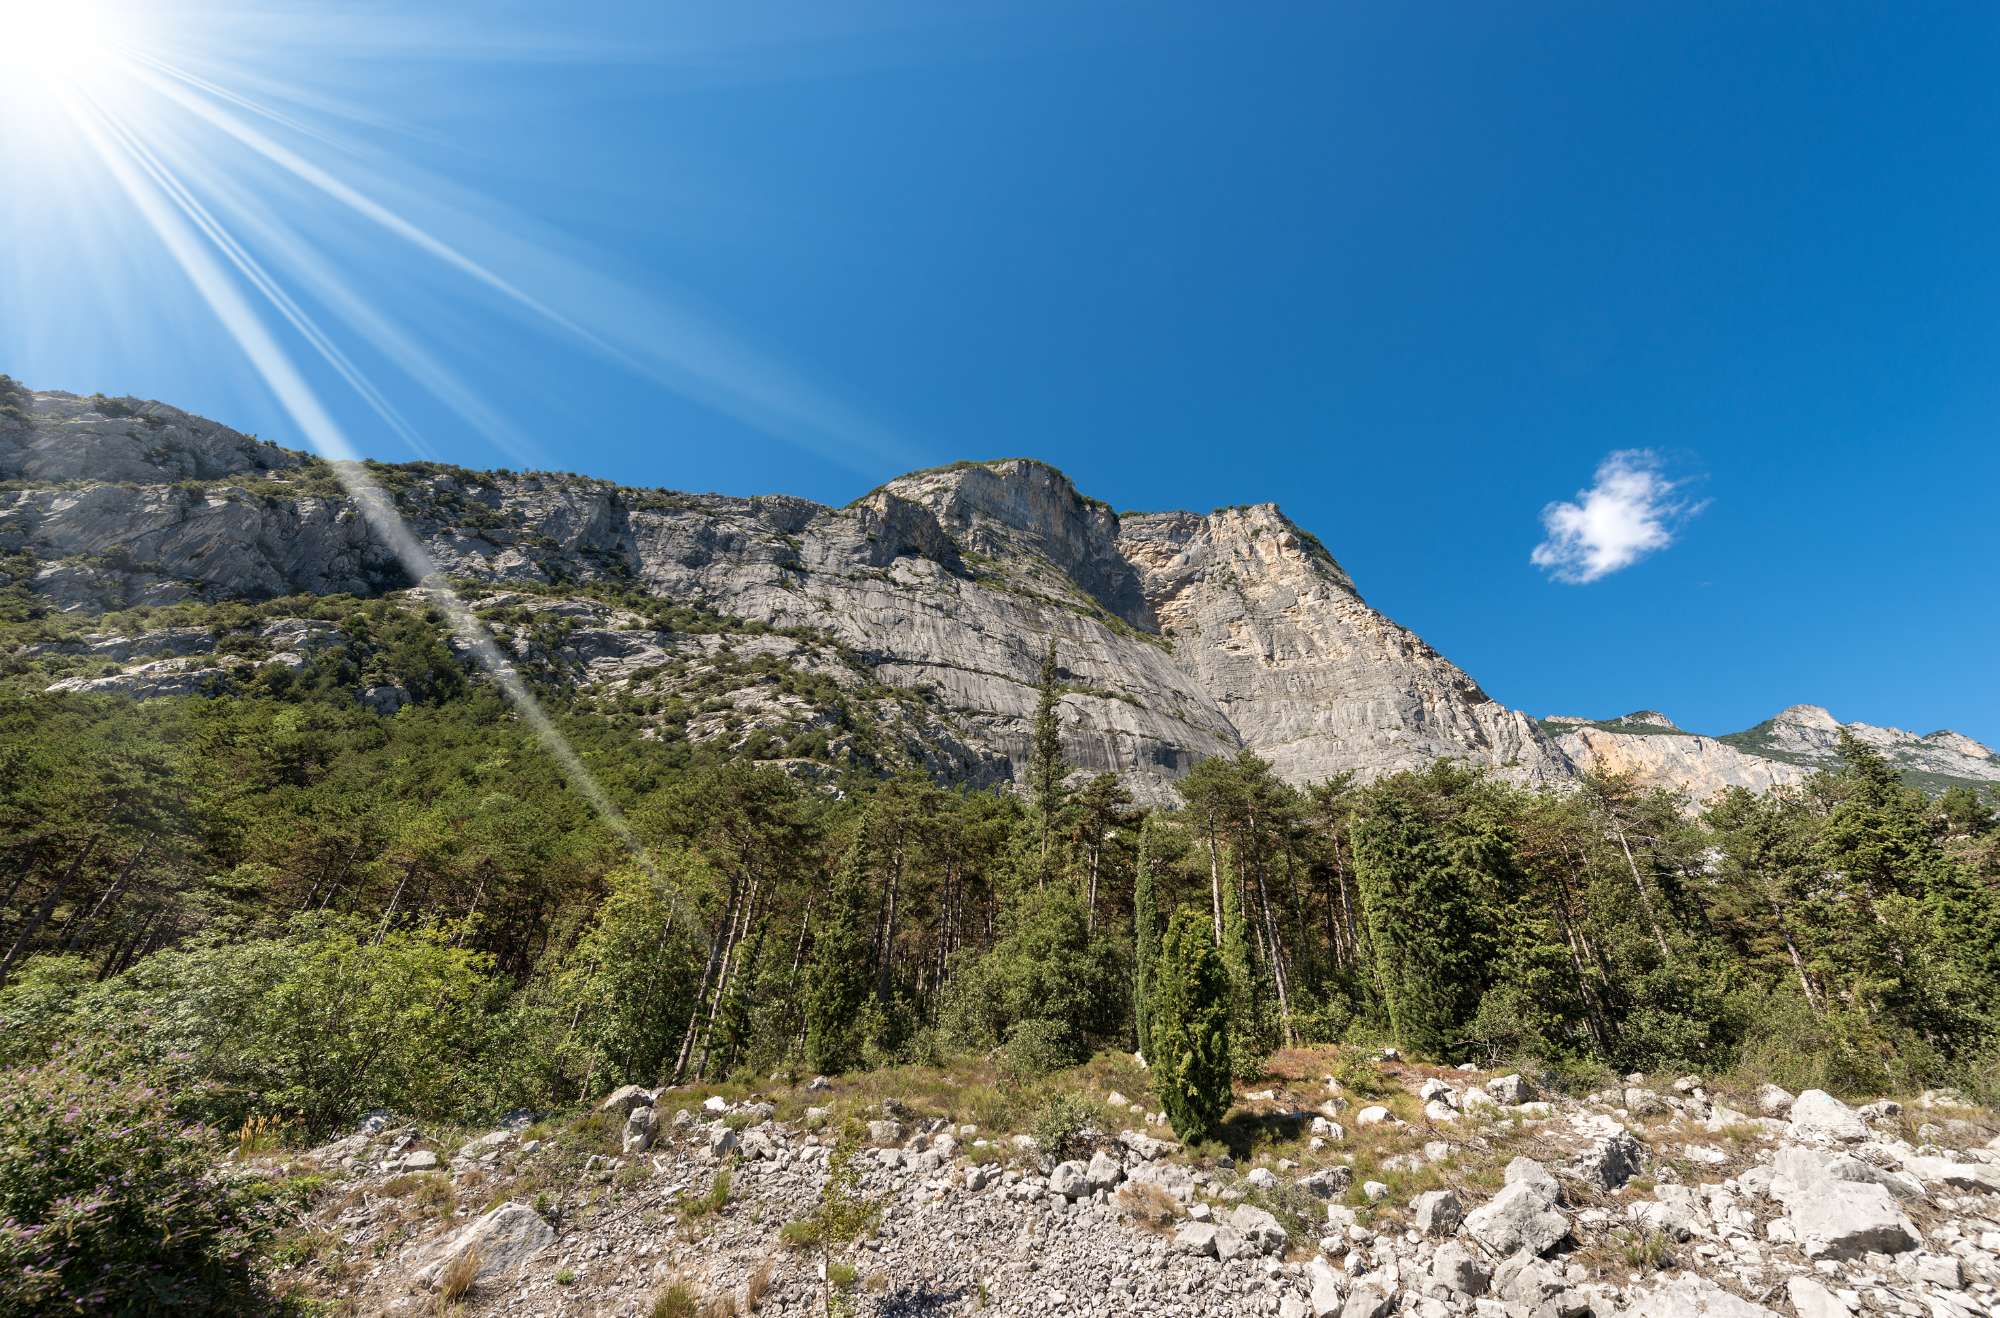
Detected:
left=1000, top=1018, right=1076, bottom=1080
left=1025, top=1090, right=1097, bottom=1163
left=0, top=1049, right=272, bottom=1312
left=62, top=914, right=508, bottom=1134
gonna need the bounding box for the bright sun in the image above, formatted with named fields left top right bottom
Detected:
left=0, top=0, right=113, bottom=83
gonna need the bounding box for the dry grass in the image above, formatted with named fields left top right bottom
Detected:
left=745, top=1258, right=774, bottom=1311
left=438, top=1248, right=480, bottom=1303
left=1114, top=1179, right=1181, bottom=1228
left=652, top=1280, right=700, bottom=1318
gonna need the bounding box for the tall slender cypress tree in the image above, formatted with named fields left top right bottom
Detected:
left=1132, top=819, right=1160, bottom=1059
left=1150, top=905, right=1232, bottom=1143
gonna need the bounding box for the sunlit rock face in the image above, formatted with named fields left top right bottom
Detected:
left=8, top=384, right=1991, bottom=802
left=1552, top=704, right=2000, bottom=803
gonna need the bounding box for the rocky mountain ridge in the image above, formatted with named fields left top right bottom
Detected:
left=4, top=379, right=1993, bottom=804
left=1548, top=707, right=2000, bottom=803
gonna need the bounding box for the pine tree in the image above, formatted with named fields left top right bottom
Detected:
left=1150, top=905, right=1232, bottom=1143
left=804, top=842, right=875, bottom=1075
left=1132, top=819, right=1160, bottom=1059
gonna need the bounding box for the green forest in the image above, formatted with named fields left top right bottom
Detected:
left=7, top=616, right=2000, bottom=1119
left=5, top=593, right=2000, bottom=1306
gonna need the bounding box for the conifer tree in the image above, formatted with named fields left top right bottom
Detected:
left=1132, top=819, right=1160, bottom=1059
left=804, top=842, right=875, bottom=1075
left=1350, top=765, right=1501, bottom=1060
left=1150, top=905, right=1232, bottom=1143
left=1028, top=639, right=1067, bottom=883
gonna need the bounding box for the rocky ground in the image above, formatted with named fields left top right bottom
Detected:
left=249, top=1052, right=2000, bottom=1318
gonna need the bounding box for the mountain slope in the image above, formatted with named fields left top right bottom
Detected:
left=1548, top=706, right=2000, bottom=800
left=0, top=381, right=1569, bottom=799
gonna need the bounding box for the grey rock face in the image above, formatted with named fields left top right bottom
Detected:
left=1464, top=1161, right=1569, bottom=1257
left=413, top=1201, right=555, bottom=1288
left=1623, top=1275, right=1782, bottom=1317
left=2, top=389, right=1580, bottom=801
left=1789, top=1089, right=1868, bottom=1143
left=1787, top=1181, right=1920, bottom=1259
left=1555, top=701, right=2000, bottom=801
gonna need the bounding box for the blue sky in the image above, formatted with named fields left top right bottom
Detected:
left=4, top=2, right=1997, bottom=745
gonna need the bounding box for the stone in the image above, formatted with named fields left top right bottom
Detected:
left=621, top=1105, right=659, bottom=1154
left=457, top=1129, right=514, bottom=1161
left=1429, top=1241, right=1489, bottom=1297
left=1174, top=1221, right=1219, bottom=1256
left=1308, top=1257, right=1347, bottom=1317
left=1624, top=1087, right=1669, bottom=1117
left=1573, top=1126, right=1647, bottom=1188
left=1418, top=1077, right=1454, bottom=1102
left=1902, top=1155, right=2000, bottom=1191
left=1362, top=1180, right=1389, bottom=1202
left=1340, top=1283, right=1394, bottom=1318
left=1464, top=1175, right=1569, bottom=1257
left=867, top=1119, right=904, bottom=1145
left=1423, top=1100, right=1458, bottom=1123
left=1755, top=1084, right=1795, bottom=1117
left=1211, top=1226, right=1250, bottom=1261
left=1225, top=1203, right=1289, bottom=1255
left=397, top=1149, right=439, bottom=1172
left=596, top=1088, right=652, bottom=1120
left=1623, top=1276, right=1782, bottom=1318
left=1487, top=1073, right=1534, bottom=1105
left=1782, top=1277, right=1847, bottom=1318
left=701, top=1094, right=729, bottom=1113
left=708, top=1126, right=738, bottom=1159
left=1246, top=1166, right=1278, bottom=1190
left=1085, top=1149, right=1125, bottom=1192
left=1118, top=1129, right=1179, bottom=1160
left=415, top=1203, right=555, bottom=1289
left=1461, top=1086, right=1498, bottom=1111
left=1789, top=1089, right=1867, bottom=1142
left=1787, top=1181, right=1919, bottom=1259
left=1049, top=1160, right=1089, bottom=1199
left=1354, top=1105, right=1393, bottom=1127
left=1412, top=1189, right=1462, bottom=1235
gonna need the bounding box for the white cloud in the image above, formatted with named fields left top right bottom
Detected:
left=1531, top=450, right=1701, bottom=584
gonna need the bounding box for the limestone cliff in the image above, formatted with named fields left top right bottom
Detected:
left=1551, top=705, right=2000, bottom=801
left=7, top=381, right=1989, bottom=803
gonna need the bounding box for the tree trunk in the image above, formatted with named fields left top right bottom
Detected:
left=1612, top=822, right=1672, bottom=960
left=62, top=836, right=153, bottom=952
left=1, top=835, right=103, bottom=986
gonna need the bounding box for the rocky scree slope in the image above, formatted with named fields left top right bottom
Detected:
left=0, top=383, right=1567, bottom=799
left=254, top=1056, right=2000, bottom=1317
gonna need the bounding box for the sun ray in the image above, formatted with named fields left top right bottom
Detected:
left=63, top=77, right=667, bottom=889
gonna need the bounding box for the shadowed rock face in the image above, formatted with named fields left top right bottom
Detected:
left=4, top=384, right=1569, bottom=798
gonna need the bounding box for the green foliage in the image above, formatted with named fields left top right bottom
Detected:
left=0, top=1048, right=272, bottom=1313
left=1025, top=1090, right=1098, bottom=1163
left=805, top=842, right=877, bottom=1075
left=942, top=885, right=1124, bottom=1070
left=1150, top=906, right=1233, bottom=1143
left=1351, top=764, right=1510, bottom=1060
left=1132, top=822, right=1161, bottom=1059
left=15, top=916, right=507, bottom=1134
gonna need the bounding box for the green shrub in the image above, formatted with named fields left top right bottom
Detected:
left=0, top=1049, right=272, bottom=1312
left=1001, top=1018, right=1076, bottom=1079
left=1026, top=1090, right=1097, bottom=1163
